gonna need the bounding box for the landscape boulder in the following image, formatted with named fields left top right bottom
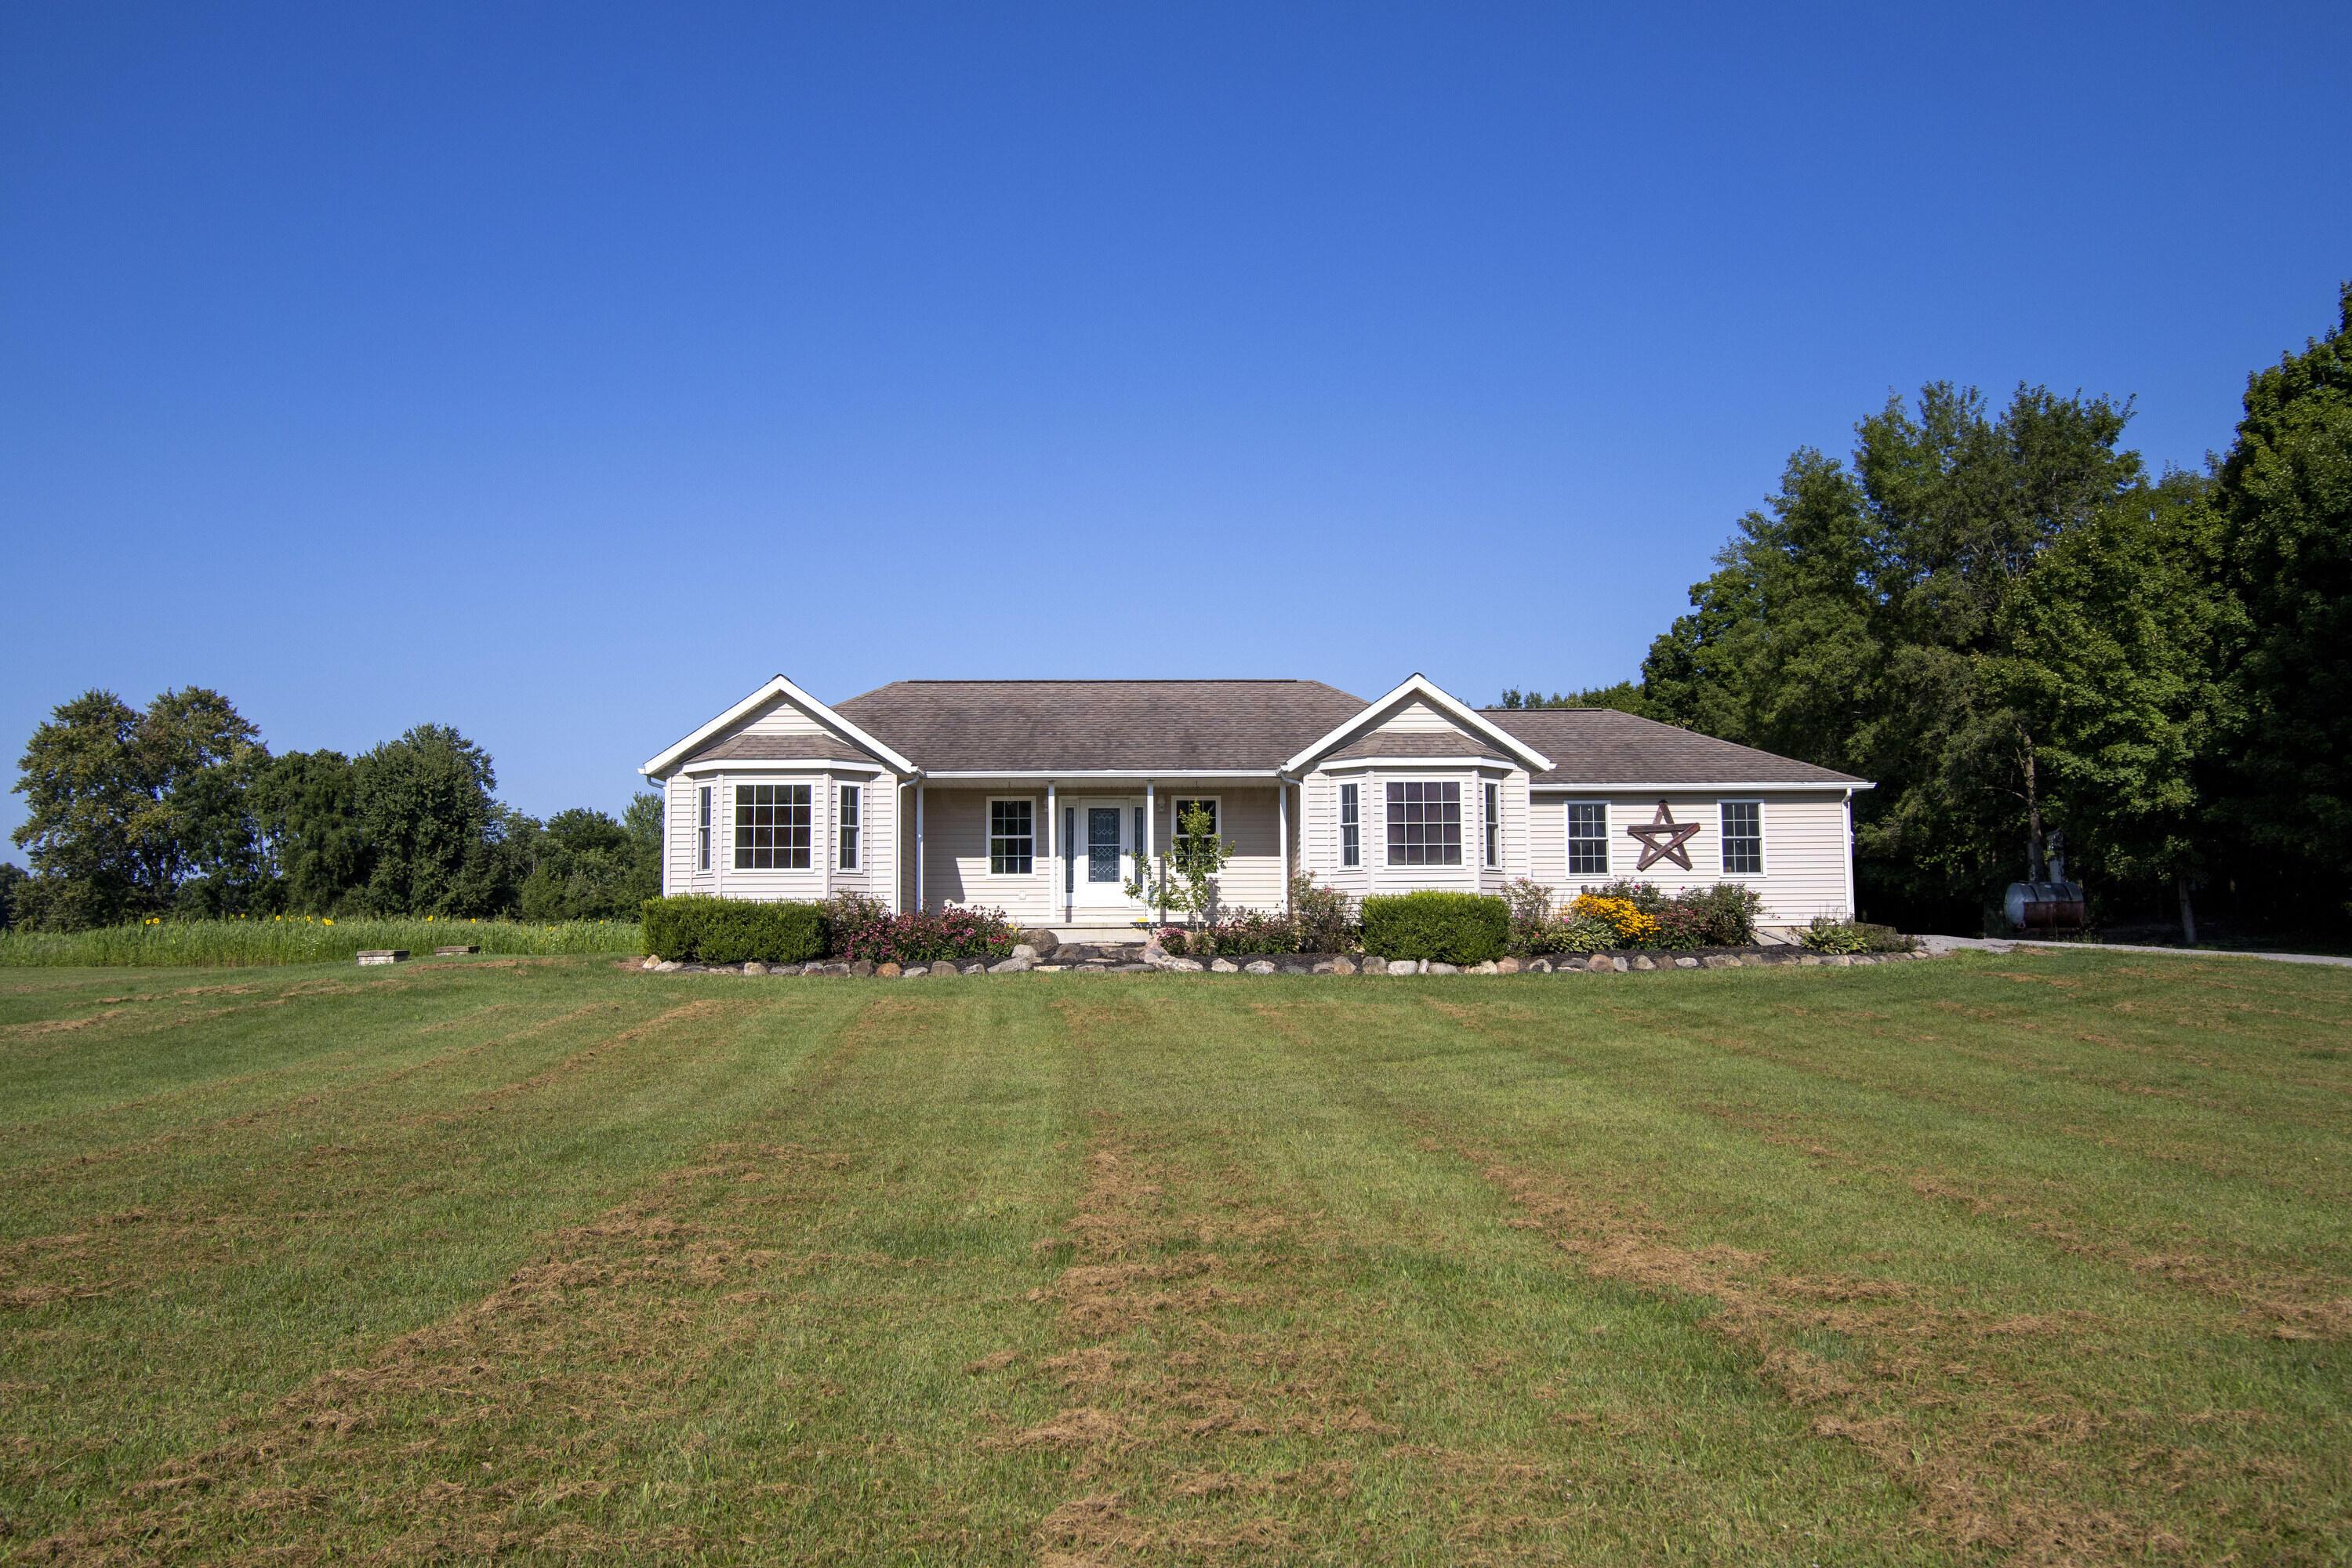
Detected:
left=1360, top=956, right=1388, bottom=974
left=876, top=961, right=902, bottom=978
left=742, top=961, right=768, bottom=976
left=1243, top=960, right=1277, bottom=975
left=1427, top=961, right=1459, bottom=976
left=988, top=955, right=1033, bottom=974
left=1209, top=958, right=1239, bottom=974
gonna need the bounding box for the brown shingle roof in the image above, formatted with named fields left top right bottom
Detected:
left=1478, top=707, right=1865, bottom=786
left=684, top=731, right=885, bottom=766
left=1327, top=728, right=1512, bottom=763
left=833, top=680, right=1367, bottom=772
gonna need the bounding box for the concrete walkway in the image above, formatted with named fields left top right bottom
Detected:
left=1919, top=934, right=2352, bottom=969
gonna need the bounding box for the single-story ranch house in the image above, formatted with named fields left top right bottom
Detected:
left=641, top=673, right=1874, bottom=940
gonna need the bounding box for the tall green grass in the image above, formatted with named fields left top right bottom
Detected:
left=0, top=916, right=643, bottom=967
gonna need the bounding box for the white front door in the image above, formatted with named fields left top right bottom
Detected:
left=1066, top=798, right=1140, bottom=916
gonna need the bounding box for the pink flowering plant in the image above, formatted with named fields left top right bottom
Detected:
left=831, top=899, right=1018, bottom=965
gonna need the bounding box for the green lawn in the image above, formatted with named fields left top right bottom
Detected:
left=2, top=954, right=2347, bottom=1565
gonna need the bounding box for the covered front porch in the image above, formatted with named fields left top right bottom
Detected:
left=903, top=775, right=1296, bottom=939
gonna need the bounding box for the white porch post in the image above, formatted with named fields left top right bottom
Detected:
left=1144, top=780, right=1156, bottom=924
left=915, top=784, right=925, bottom=913
left=1046, top=781, right=1058, bottom=924
left=1278, top=780, right=1290, bottom=913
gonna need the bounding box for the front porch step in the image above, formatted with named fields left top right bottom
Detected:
left=1045, top=924, right=1153, bottom=946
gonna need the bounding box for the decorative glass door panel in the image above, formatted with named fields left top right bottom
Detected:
left=1087, top=808, right=1123, bottom=884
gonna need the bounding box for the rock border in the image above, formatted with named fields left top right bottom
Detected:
left=635, top=938, right=1936, bottom=978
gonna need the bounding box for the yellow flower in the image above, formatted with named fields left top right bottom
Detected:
left=322, top=917, right=334, bottom=926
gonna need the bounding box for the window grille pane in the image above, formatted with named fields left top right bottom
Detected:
left=1484, top=782, right=1499, bottom=866
left=733, top=783, right=811, bottom=869
left=1566, top=802, right=1608, bottom=875
left=990, top=799, right=1035, bottom=876
left=1722, top=801, right=1762, bottom=875
left=1339, top=783, right=1359, bottom=868
left=695, top=786, right=711, bottom=871
left=838, top=785, right=861, bottom=870
left=1384, top=781, right=1462, bottom=866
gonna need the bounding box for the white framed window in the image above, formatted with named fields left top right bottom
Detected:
left=695, top=785, right=712, bottom=872
left=1339, top=782, right=1359, bottom=868
left=1722, top=800, right=1763, bottom=875
left=1385, top=780, right=1462, bottom=866
left=1566, top=802, right=1608, bottom=876
left=989, top=797, right=1035, bottom=875
left=1483, top=782, right=1500, bottom=867
left=837, top=783, right=862, bottom=871
left=1170, top=797, right=1220, bottom=852
left=735, top=783, right=811, bottom=869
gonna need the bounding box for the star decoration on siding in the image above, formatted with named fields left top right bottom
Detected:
left=1627, top=799, right=1702, bottom=871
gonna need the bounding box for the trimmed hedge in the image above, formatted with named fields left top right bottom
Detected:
left=641, top=896, right=827, bottom=964
left=1360, top=891, right=1510, bottom=965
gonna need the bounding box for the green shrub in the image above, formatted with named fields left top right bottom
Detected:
left=1360, top=891, right=1510, bottom=964
left=1555, top=916, right=1619, bottom=953
left=1290, top=875, right=1361, bottom=953
left=1801, top=916, right=1914, bottom=954
left=641, top=896, right=827, bottom=964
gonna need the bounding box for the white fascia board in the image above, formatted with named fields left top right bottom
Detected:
left=673, top=757, right=891, bottom=778
left=1525, top=780, right=1877, bottom=793
left=1308, top=756, right=1520, bottom=772
left=1282, top=673, right=1553, bottom=775
left=641, top=674, right=918, bottom=779
left=920, top=768, right=1278, bottom=779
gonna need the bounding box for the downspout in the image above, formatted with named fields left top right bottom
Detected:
left=1046, top=780, right=1058, bottom=924
left=1841, top=786, right=1856, bottom=920
left=915, top=782, right=925, bottom=913
left=1144, top=779, right=1157, bottom=925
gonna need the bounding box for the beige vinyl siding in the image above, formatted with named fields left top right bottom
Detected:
left=665, top=773, right=716, bottom=896
left=1475, top=770, right=1530, bottom=895
left=739, top=697, right=829, bottom=739
left=918, top=788, right=1058, bottom=925
left=1301, top=772, right=1370, bottom=895
left=1526, top=789, right=1853, bottom=926
left=1370, top=697, right=1468, bottom=736
left=1153, top=786, right=1288, bottom=917
left=828, top=771, right=899, bottom=903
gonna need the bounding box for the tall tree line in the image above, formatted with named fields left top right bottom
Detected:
left=1578, top=285, right=2349, bottom=937
left=6, top=695, right=660, bottom=929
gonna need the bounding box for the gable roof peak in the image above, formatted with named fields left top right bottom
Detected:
left=1282, top=673, right=1552, bottom=775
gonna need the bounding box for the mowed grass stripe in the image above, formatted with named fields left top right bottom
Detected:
left=1249, top=975, right=2352, bottom=1566
left=5, top=961, right=2348, bottom=1564
left=0, top=975, right=867, bottom=1544
left=1390, top=964, right=2352, bottom=1323
left=19, top=982, right=1082, bottom=1563
left=0, top=985, right=655, bottom=1181
left=1012, top=986, right=1942, bottom=1566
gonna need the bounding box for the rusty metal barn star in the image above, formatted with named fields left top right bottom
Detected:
left=1627, top=799, right=1702, bottom=871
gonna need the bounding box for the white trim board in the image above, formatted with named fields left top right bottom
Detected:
left=1283, top=673, right=1553, bottom=776
left=1527, top=781, right=1875, bottom=794
left=641, top=674, right=917, bottom=779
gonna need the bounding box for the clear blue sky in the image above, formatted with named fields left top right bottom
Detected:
left=5, top=3, right=2348, bottom=858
